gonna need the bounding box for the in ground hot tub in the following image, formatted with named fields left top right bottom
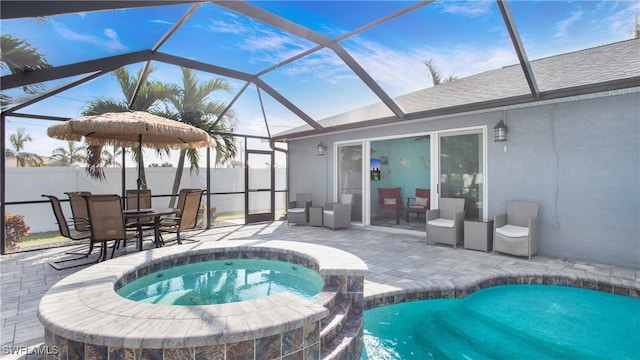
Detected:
left=38, top=240, right=368, bottom=360
left=117, top=259, right=325, bottom=305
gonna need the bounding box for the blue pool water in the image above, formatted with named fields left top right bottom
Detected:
left=362, top=285, right=640, bottom=359
left=117, top=259, right=324, bottom=305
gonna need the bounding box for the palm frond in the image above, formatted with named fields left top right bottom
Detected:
left=86, top=145, right=105, bottom=180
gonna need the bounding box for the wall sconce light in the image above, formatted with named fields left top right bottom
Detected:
left=317, top=141, right=327, bottom=156
left=493, top=120, right=508, bottom=142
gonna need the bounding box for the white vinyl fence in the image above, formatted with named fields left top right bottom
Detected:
left=5, top=166, right=286, bottom=233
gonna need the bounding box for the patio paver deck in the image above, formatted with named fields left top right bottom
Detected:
left=1, top=221, right=639, bottom=359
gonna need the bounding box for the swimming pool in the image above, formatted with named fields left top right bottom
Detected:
left=117, top=259, right=324, bottom=305
left=362, top=285, right=640, bottom=359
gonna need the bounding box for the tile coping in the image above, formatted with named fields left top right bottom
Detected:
left=37, top=240, right=369, bottom=349
left=364, top=271, right=640, bottom=310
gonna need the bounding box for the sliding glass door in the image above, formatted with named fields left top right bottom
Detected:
left=337, top=143, right=363, bottom=223
left=368, top=136, right=431, bottom=229
left=437, top=129, right=485, bottom=219
left=333, top=127, right=485, bottom=231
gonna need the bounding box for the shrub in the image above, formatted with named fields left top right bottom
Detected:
left=197, top=205, right=217, bottom=227
left=5, top=212, right=30, bottom=251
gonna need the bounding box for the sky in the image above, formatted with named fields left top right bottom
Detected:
left=2, top=0, right=638, bottom=166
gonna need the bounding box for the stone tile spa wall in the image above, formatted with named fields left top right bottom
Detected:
left=38, top=240, right=369, bottom=360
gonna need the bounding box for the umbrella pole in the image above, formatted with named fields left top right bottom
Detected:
left=137, top=134, right=142, bottom=211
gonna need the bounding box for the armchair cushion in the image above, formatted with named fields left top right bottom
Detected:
left=496, top=224, right=529, bottom=238
left=415, top=197, right=428, bottom=207
left=407, top=189, right=430, bottom=208
left=427, top=218, right=454, bottom=228
left=383, top=198, right=397, bottom=205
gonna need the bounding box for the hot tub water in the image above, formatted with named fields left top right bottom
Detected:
left=117, top=259, right=324, bottom=305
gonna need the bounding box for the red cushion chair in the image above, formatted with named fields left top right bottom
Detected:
left=377, top=187, right=402, bottom=224
left=406, top=188, right=431, bottom=222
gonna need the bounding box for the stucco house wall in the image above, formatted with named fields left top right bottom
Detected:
left=288, top=91, right=640, bottom=269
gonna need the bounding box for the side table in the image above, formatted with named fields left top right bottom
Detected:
left=464, top=219, right=494, bottom=252
left=309, top=207, right=323, bottom=227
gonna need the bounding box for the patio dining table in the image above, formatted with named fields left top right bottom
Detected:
left=123, top=207, right=180, bottom=250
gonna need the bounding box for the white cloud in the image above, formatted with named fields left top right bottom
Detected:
left=340, top=35, right=517, bottom=97
left=438, top=1, right=493, bottom=17
left=104, top=29, right=118, bottom=41
left=346, top=37, right=427, bottom=95
left=208, top=18, right=248, bottom=35
left=51, top=20, right=127, bottom=52
left=242, top=28, right=299, bottom=52
left=151, top=19, right=173, bottom=26
left=554, top=9, right=584, bottom=39
left=278, top=48, right=351, bottom=82
left=205, top=10, right=317, bottom=65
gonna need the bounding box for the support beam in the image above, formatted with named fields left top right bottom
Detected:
left=0, top=1, right=196, bottom=19
left=1, top=51, right=152, bottom=90
left=150, top=52, right=254, bottom=82
left=497, top=0, right=540, bottom=98
left=3, top=71, right=105, bottom=115
left=1, top=113, right=70, bottom=122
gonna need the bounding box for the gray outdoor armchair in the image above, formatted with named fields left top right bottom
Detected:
left=426, top=197, right=465, bottom=248
left=323, top=194, right=353, bottom=231
left=287, top=193, right=312, bottom=225
left=493, top=201, right=539, bottom=260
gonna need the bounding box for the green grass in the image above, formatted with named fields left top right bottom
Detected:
left=18, top=231, right=75, bottom=249
left=215, top=213, right=242, bottom=221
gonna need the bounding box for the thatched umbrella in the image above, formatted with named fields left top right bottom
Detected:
left=47, top=111, right=215, bottom=209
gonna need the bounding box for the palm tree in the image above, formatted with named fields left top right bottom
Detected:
left=82, top=65, right=178, bottom=181
left=423, top=58, right=457, bottom=86
left=5, top=128, right=43, bottom=167
left=423, top=58, right=442, bottom=86
left=101, top=146, right=122, bottom=167
left=50, top=141, right=87, bottom=166
left=162, top=67, right=238, bottom=207
left=0, top=34, right=51, bottom=94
